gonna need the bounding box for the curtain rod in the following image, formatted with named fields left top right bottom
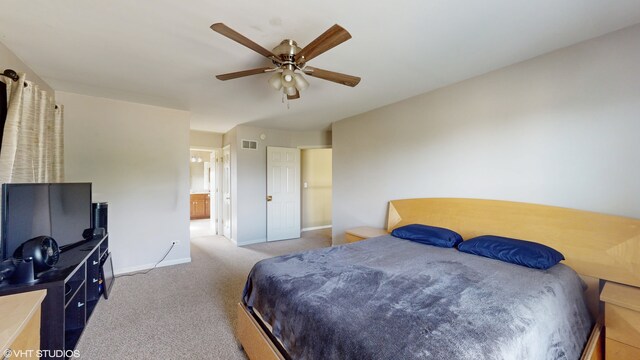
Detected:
left=1, top=69, right=39, bottom=89
left=1, top=69, right=19, bottom=81
left=1, top=69, right=58, bottom=108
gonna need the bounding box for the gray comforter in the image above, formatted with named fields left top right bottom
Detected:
left=243, top=235, right=593, bottom=360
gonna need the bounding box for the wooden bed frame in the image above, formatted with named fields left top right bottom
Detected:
left=237, top=198, right=640, bottom=360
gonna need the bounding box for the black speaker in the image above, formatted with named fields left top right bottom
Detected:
left=92, top=202, right=108, bottom=232
left=83, top=227, right=106, bottom=240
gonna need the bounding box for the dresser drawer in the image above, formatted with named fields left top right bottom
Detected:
left=605, top=303, right=640, bottom=348
left=606, top=338, right=640, bottom=359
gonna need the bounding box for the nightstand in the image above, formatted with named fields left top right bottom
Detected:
left=0, top=290, right=46, bottom=360
left=345, top=226, right=388, bottom=243
left=600, top=281, right=640, bottom=358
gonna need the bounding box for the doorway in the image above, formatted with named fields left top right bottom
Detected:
left=300, top=148, right=332, bottom=232
left=189, top=149, right=213, bottom=219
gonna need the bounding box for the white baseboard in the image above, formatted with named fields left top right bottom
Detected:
left=115, top=257, right=191, bottom=276
left=302, top=225, right=332, bottom=232
left=237, top=238, right=267, bottom=246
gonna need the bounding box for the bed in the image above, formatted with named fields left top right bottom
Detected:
left=237, top=198, right=640, bottom=360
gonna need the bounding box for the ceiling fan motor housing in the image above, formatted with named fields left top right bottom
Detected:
left=273, top=39, right=302, bottom=61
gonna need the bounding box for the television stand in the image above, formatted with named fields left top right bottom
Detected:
left=0, top=235, right=109, bottom=360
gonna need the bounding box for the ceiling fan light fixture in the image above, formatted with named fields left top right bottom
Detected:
left=281, top=69, right=296, bottom=88
left=293, top=73, right=309, bottom=91
left=285, top=86, right=298, bottom=96
left=268, top=73, right=282, bottom=90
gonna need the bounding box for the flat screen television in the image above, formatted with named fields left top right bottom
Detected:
left=1, top=183, right=92, bottom=260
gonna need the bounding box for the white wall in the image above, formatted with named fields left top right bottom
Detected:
left=190, top=130, right=223, bottom=149
left=57, top=91, right=191, bottom=273
left=0, top=40, right=55, bottom=95
left=226, top=125, right=331, bottom=245
left=332, top=23, right=640, bottom=244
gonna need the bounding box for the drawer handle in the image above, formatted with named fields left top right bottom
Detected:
left=93, top=278, right=98, bottom=283
left=93, top=261, right=99, bottom=265
left=77, top=302, right=84, bottom=308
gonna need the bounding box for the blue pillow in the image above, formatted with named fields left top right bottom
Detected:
left=458, top=235, right=565, bottom=270
left=391, top=224, right=463, bottom=248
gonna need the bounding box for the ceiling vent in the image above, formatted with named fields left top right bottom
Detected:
left=241, top=139, right=258, bottom=150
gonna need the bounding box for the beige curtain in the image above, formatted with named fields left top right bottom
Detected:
left=0, top=73, right=64, bottom=184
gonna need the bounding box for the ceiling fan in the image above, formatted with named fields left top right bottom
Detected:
left=211, top=23, right=361, bottom=100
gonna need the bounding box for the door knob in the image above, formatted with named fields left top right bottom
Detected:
left=266, top=195, right=273, bottom=202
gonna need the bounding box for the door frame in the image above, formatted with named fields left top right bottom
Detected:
left=209, top=151, right=219, bottom=234
left=222, top=145, right=232, bottom=240
left=299, top=146, right=333, bottom=232
left=189, top=147, right=214, bottom=223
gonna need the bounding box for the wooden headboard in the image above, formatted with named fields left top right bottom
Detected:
left=387, top=198, right=640, bottom=289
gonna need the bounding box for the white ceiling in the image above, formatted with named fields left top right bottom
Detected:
left=1, top=1, right=640, bottom=133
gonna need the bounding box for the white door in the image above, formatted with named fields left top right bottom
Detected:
left=222, top=145, right=231, bottom=240
left=267, top=146, right=301, bottom=241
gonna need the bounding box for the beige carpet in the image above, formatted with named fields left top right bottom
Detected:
left=74, top=221, right=332, bottom=359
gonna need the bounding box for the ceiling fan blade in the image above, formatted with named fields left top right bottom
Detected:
left=215, top=67, right=274, bottom=81
left=296, top=24, right=352, bottom=63
left=287, top=89, right=301, bottom=100
left=211, top=23, right=277, bottom=60
left=303, top=67, right=361, bottom=87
